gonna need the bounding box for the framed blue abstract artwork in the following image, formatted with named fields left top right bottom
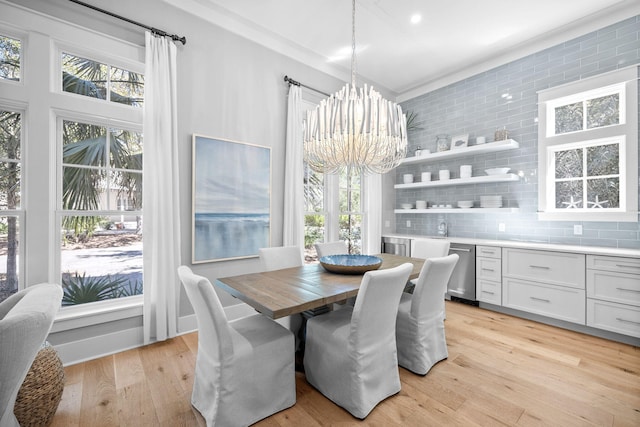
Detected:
left=192, top=135, right=271, bottom=263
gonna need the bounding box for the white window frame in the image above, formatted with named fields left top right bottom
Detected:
left=537, top=66, right=638, bottom=222
left=0, top=1, right=145, bottom=325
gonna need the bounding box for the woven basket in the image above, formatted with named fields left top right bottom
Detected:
left=14, top=342, right=65, bottom=427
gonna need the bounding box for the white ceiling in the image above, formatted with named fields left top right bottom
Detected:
left=170, top=0, right=640, bottom=100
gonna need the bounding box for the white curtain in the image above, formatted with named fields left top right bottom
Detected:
left=283, top=85, right=304, bottom=249
left=143, top=32, right=181, bottom=343
left=363, top=173, right=382, bottom=255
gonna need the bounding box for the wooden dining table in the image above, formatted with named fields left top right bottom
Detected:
left=215, top=253, right=425, bottom=319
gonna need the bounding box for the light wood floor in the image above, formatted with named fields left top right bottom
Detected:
left=50, top=301, right=640, bottom=426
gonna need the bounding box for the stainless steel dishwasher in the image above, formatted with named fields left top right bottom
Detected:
left=381, top=236, right=412, bottom=257
left=447, top=243, right=477, bottom=303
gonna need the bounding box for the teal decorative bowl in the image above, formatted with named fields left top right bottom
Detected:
left=319, top=254, right=383, bottom=274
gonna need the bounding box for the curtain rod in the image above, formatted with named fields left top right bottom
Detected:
left=284, top=75, right=330, bottom=97
left=69, top=0, right=186, bottom=45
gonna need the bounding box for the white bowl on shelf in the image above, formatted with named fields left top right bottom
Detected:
left=400, top=203, right=413, bottom=209
left=485, top=167, right=511, bottom=175
left=457, top=201, right=474, bottom=208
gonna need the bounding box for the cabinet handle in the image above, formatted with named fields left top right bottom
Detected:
left=450, top=247, right=471, bottom=253
left=482, top=291, right=495, bottom=295
left=482, top=268, right=495, bottom=272
left=616, top=287, right=640, bottom=293
left=481, top=250, right=495, bottom=254
left=530, top=296, right=551, bottom=303
left=529, top=265, right=550, bottom=270
left=616, top=318, right=640, bottom=326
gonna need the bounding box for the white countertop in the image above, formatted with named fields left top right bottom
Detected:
left=382, top=234, right=640, bottom=258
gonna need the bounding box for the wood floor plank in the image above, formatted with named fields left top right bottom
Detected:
left=78, top=356, right=118, bottom=427
left=51, top=301, right=640, bottom=426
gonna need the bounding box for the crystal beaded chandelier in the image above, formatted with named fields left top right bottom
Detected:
left=303, top=0, right=408, bottom=175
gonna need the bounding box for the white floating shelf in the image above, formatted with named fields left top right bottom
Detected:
left=394, top=208, right=520, bottom=214
left=395, top=173, right=520, bottom=189
left=401, top=139, right=519, bottom=165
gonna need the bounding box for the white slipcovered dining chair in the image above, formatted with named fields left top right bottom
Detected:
left=396, top=254, right=459, bottom=375
left=0, top=283, right=63, bottom=427
left=259, top=245, right=303, bottom=270
left=314, top=241, right=348, bottom=258
left=408, top=238, right=451, bottom=289
left=303, top=263, right=413, bottom=419
left=177, top=266, right=296, bottom=427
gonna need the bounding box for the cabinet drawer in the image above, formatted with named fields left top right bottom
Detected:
left=503, top=248, right=585, bottom=289
left=477, top=257, right=501, bottom=281
left=477, top=278, right=501, bottom=305
left=587, top=255, right=640, bottom=275
left=503, top=278, right=585, bottom=324
left=587, top=269, right=640, bottom=307
left=477, top=246, right=501, bottom=259
left=587, top=299, right=640, bottom=338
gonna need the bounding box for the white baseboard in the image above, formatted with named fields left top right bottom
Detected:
left=54, top=302, right=257, bottom=366
left=54, top=326, right=144, bottom=366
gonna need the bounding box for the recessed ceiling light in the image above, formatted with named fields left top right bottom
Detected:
left=410, top=14, right=422, bottom=24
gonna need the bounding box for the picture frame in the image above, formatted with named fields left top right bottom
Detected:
left=451, top=134, right=469, bottom=149
left=192, top=135, right=271, bottom=263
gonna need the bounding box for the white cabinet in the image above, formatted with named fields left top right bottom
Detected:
left=476, top=245, right=501, bottom=305
left=502, top=248, right=585, bottom=289
left=586, top=255, right=640, bottom=338
left=502, top=248, right=586, bottom=324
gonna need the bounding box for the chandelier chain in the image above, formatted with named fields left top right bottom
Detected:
left=351, top=0, right=356, bottom=87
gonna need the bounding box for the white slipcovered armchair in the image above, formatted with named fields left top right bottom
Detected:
left=0, top=283, right=63, bottom=427
left=177, top=266, right=296, bottom=427
left=396, top=254, right=459, bottom=375
left=303, top=263, right=413, bottom=419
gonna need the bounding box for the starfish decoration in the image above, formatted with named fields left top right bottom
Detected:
left=587, top=195, right=608, bottom=208
left=562, top=196, right=581, bottom=209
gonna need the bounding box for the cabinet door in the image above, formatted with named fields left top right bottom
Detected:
left=503, top=248, right=585, bottom=289
left=477, top=246, right=501, bottom=259
left=477, top=257, right=501, bottom=281
left=503, top=277, right=585, bottom=324
left=477, top=279, right=501, bottom=305
left=587, top=270, right=640, bottom=307
left=587, top=255, right=640, bottom=275
left=587, top=299, right=640, bottom=338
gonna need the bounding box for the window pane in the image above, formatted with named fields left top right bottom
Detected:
left=555, top=102, right=583, bottom=134
left=61, top=215, right=142, bottom=306
left=555, top=181, right=583, bottom=208
left=339, top=214, right=361, bottom=254
left=110, top=66, right=144, bottom=107
left=587, top=94, right=619, bottom=129
left=304, top=214, right=325, bottom=262
left=0, top=110, right=21, bottom=210
left=62, top=53, right=107, bottom=99
left=304, top=164, right=323, bottom=213
left=339, top=170, right=361, bottom=212
left=109, top=128, right=143, bottom=170
left=62, top=166, right=107, bottom=210
left=587, top=143, right=619, bottom=176
left=0, top=215, right=19, bottom=303
left=587, top=178, right=619, bottom=208
left=555, top=149, right=582, bottom=179
left=63, top=121, right=106, bottom=167
left=0, top=35, right=20, bottom=82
